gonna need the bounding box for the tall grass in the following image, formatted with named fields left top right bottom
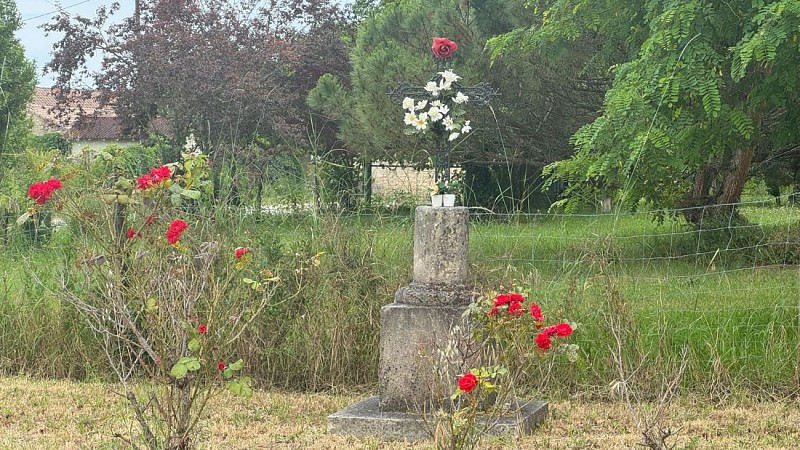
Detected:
left=1, top=201, right=798, bottom=398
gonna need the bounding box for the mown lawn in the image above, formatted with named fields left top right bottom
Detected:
left=1, top=377, right=799, bottom=449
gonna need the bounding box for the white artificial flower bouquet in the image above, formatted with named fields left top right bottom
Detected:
left=402, top=69, right=472, bottom=142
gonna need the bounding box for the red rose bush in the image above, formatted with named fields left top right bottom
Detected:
left=21, top=151, right=302, bottom=449
left=443, top=290, right=578, bottom=447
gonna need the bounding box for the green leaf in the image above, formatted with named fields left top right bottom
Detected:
left=228, top=359, right=244, bottom=371
left=223, top=368, right=233, bottom=379
left=188, top=338, right=200, bottom=353
left=228, top=377, right=253, bottom=399
left=180, top=189, right=202, bottom=200
left=177, top=356, right=200, bottom=371
left=170, top=363, right=188, bottom=379
left=170, top=193, right=182, bottom=207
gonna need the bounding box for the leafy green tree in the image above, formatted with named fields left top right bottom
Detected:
left=0, top=0, right=35, bottom=163
left=507, top=0, right=800, bottom=221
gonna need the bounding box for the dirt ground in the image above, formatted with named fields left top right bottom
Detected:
left=1, top=377, right=799, bottom=449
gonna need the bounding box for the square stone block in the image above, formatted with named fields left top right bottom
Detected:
left=379, top=302, right=470, bottom=411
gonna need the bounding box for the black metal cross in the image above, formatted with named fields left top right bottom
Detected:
left=388, top=59, right=499, bottom=184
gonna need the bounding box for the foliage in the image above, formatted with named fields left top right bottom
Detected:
left=433, top=292, right=576, bottom=450
left=501, top=0, right=800, bottom=220
left=0, top=0, right=35, bottom=168
left=311, top=0, right=603, bottom=211
left=29, top=132, right=71, bottom=156
left=44, top=0, right=353, bottom=205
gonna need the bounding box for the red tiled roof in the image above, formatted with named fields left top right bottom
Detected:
left=28, top=87, right=170, bottom=140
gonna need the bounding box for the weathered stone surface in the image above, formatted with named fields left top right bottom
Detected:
left=395, top=282, right=473, bottom=306
left=327, top=395, right=549, bottom=441
left=412, top=206, right=469, bottom=286
left=378, top=302, right=471, bottom=411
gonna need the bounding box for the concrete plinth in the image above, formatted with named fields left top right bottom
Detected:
left=328, top=396, right=548, bottom=441
left=378, top=302, right=470, bottom=411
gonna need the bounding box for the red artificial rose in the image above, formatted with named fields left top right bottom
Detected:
left=235, top=247, right=250, bottom=259
left=458, top=372, right=478, bottom=392
left=166, top=219, right=188, bottom=244
left=507, top=302, right=523, bottom=317
left=530, top=303, right=543, bottom=322
left=554, top=323, right=573, bottom=337
left=126, top=228, right=137, bottom=239
left=432, top=37, right=458, bottom=59
left=535, top=332, right=552, bottom=350
left=198, top=324, right=207, bottom=334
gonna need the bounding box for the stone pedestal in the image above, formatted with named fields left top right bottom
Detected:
left=380, top=206, right=473, bottom=411
left=328, top=206, right=547, bottom=440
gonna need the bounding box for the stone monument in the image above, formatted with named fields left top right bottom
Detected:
left=328, top=204, right=548, bottom=440
left=328, top=37, right=547, bottom=441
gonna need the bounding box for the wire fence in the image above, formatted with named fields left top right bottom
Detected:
left=2, top=194, right=798, bottom=391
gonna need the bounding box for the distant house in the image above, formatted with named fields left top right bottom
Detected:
left=27, top=87, right=169, bottom=155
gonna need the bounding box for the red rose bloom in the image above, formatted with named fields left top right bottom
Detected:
left=28, top=178, right=63, bottom=205
left=166, top=219, right=188, bottom=244
left=235, top=247, right=250, bottom=259
left=151, top=166, right=171, bottom=180
left=217, top=361, right=226, bottom=371
left=493, top=294, right=512, bottom=306
left=494, top=293, right=525, bottom=307
left=535, top=332, right=552, bottom=350
left=554, top=323, right=573, bottom=337
left=198, top=324, right=207, bottom=334
left=137, top=166, right=171, bottom=190
left=432, top=37, right=458, bottom=59
left=530, top=303, right=543, bottom=322
left=46, top=179, right=63, bottom=190
left=457, top=372, right=478, bottom=392
left=507, top=302, right=523, bottom=317
left=126, top=228, right=138, bottom=239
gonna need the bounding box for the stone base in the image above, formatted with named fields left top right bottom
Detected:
left=379, top=302, right=473, bottom=410
left=327, top=396, right=548, bottom=442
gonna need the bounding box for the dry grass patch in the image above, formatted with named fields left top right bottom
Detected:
left=1, top=377, right=798, bottom=449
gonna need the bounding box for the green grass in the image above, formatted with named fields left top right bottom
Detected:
left=1, top=203, right=799, bottom=396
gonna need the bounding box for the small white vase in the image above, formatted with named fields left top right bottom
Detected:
left=430, top=194, right=444, bottom=207
left=442, top=194, right=456, bottom=207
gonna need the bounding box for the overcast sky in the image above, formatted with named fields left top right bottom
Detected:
left=18, top=1, right=134, bottom=87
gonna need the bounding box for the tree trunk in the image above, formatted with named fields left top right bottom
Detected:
left=680, top=165, right=716, bottom=225
left=717, top=146, right=755, bottom=206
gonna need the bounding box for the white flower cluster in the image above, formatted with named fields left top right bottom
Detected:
left=402, top=69, right=472, bottom=142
